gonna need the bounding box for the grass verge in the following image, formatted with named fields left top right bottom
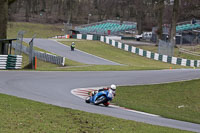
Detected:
left=7, top=22, right=64, bottom=38
left=60, top=40, right=187, bottom=70
left=113, top=79, right=200, bottom=124
left=0, top=93, right=191, bottom=133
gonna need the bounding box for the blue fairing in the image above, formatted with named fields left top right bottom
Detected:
left=90, top=90, right=113, bottom=103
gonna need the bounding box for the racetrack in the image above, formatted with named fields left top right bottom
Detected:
left=23, top=38, right=121, bottom=65
left=0, top=69, right=200, bottom=132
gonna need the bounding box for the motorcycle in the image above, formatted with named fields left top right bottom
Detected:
left=85, top=89, right=115, bottom=106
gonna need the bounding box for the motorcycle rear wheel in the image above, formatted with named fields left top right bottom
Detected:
left=85, top=96, right=90, bottom=103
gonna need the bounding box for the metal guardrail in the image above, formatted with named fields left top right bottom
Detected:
left=12, top=43, right=65, bottom=66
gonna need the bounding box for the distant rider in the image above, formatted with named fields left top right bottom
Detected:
left=71, top=42, right=75, bottom=51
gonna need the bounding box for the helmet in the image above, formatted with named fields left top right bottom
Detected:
left=110, top=84, right=116, bottom=90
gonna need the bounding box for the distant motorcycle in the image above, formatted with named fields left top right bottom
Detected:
left=85, top=89, right=115, bottom=106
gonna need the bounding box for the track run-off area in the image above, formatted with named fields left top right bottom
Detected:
left=0, top=70, right=200, bottom=132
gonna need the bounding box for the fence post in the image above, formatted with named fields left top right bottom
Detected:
left=29, top=34, right=36, bottom=69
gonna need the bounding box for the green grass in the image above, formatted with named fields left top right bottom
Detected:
left=113, top=79, right=200, bottom=124
left=60, top=40, right=187, bottom=70
left=0, top=93, right=191, bottom=133
left=136, top=45, right=200, bottom=60
left=7, top=22, right=64, bottom=38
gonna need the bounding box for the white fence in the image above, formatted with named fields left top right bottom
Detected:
left=12, top=43, right=65, bottom=66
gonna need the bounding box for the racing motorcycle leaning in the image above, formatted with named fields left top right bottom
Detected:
left=85, top=89, right=115, bottom=106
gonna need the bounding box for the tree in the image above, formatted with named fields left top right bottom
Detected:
left=155, top=0, right=165, bottom=40
left=0, top=0, right=16, bottom=54
left=134, top=0, right=145, bottom=35
left=170, top=0, right=180, bottom=46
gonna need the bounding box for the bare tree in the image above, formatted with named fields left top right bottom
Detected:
left=170, top=0, right=180, bottom=46
left=155, top=0, right=165, bottom=40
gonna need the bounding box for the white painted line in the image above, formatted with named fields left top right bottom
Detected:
left=109, top=104, right=159, bottom=117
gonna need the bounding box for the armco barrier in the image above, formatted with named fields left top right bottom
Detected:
left=72, top=34, right=200, bottom=67
left=0, top=55, right=22, bottom=69
left=12, top=43, right=65, bottom=66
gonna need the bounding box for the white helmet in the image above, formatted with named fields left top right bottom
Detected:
left=111, top=84, right=116, bottom=90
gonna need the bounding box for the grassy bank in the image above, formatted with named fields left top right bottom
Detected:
left=0, top=93, right=191, bottom=133
left=113, top=79, right=200, bottom=124
left=7, top=22, right=64, bottom=38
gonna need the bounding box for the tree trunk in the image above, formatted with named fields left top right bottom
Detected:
left=170, top=0, right=180, bottom=46
left=157, top=0, right=164, bottom=40
left=0, top=0, right=8, bottom=54
left=136, top=11, right=143, bottom=35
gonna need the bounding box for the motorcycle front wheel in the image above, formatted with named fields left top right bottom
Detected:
left=94, top=95, right=106, bottom=105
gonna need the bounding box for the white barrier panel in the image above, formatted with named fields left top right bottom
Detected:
left=87, top=35, right=93, bottom=40
left=118, top=42, right=122, bottom=49
left=131, top=46, right=136, bottom=53
left=100, top=36, right=104, bottom=42
left=77, top=34, right=82, bottom=39
left=172, top=57, right=177, bottom=64
left=112, top=40, right=115, bottom=47
left=163, top=55, right=168, bottom=62
left=181, top=59, right=187, bottom=66
left=154, top=53, right=159, bottom=60
left=139, top=49, right=143, bottom=56
left=106, top=37, right=109, bottom=44
left=146, top=51, right=151, bottom=58
left=124, top=44, right=129, bottom=51
left=191, top=60, right=194, bottom=67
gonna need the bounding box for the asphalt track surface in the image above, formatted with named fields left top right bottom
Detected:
left=23, top=38, right=121, bottom=65
left=0, top=70, right=200, bottom=132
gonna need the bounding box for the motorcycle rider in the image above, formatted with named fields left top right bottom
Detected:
left=90, top=84, right=116, bottom=96
left=71, top=42, right=75, bottom=51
